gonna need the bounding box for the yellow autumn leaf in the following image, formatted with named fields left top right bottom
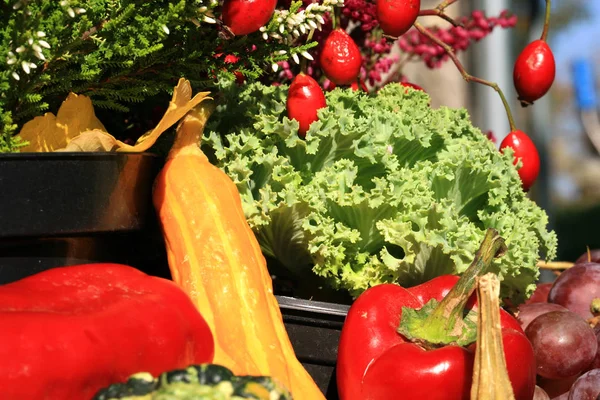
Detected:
left=18, top=93, right=107, bottom=152
left=117, top=78, right=211, bottom=152
left=17, top=78, right=211, bottom=153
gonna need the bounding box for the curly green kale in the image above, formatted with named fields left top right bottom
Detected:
left=203, top=80, right=557, bottom=303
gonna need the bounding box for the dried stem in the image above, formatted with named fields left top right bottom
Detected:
left=418, top=9, right=462, bottom=27
left=470, top=273, right=516, bottom=400
left=413, top=22, right=517, bottom=132
left=541, top=0, right=552, bottom=42
left=537, top=261, right=574, bottom=271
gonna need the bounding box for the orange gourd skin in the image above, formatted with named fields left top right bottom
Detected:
left=152, top=102, right=325, bottom=400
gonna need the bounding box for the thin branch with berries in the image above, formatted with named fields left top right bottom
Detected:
left=413, top=21, right=517, bottom=132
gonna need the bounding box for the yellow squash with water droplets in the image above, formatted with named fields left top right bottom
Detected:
left=152, top=99, right=325, bottom=400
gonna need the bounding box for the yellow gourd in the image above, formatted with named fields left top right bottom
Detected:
left=152, top=98, right=325, bottom=400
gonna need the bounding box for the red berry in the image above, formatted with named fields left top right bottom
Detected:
left=376, top=0, right=420, bottom=37
left=350, top=80, right=368, bottom=92
left=513, top=40, right=556, bottom=106
left=400, top=82, right=424, bottom=92
left=499, top=130, right=540, bottom=191
left=221, top=0, right=277, bottom=36
left=287, top=73, right=327, bottom=138
left=320, top=29, right=362, bottom=86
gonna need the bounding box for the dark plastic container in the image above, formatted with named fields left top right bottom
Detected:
left=276, top=295, right=349, bottom=399
left=0, top=152, right=167, bottom=283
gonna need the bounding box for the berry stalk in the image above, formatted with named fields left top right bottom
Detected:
left=417, top=8, right=462, bottom=27
left=436, top=0, right=459, bottom=11
left=413, top=21, right=517, bottom=132
left=541, top=0, right=551, bottom=42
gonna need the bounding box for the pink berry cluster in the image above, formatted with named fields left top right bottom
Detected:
left=341, top=0, right=378, bottom=32
left=363, top=35, right=398, bottom=85
left=398, top=10, right=518, bottom=68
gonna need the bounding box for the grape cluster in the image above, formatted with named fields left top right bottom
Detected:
left=398, top=10, right=518, bottom=68
left=518, top=253, right=600, bottom=399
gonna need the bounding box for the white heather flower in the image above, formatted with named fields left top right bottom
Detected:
left=67, top=7, right=75, bottom=18
left=27, top=38, right=34, bottom=45
left=59, top=0, right=68, bottom=6
left=6, top=52, right=17, bottom=65
left=272, top=63, right=279, bottom=72
left=12, top=72, right=20, bottom=81
left=277, top=50, right=287, bottom=55
left=36, top=31, right=46, bottom=38
left=16, top=46, right=26, bottom=53
left=162, top=25, right=170, bottom=34
left=203, top=15, right=216, bottom=24
left=34, top=51, right=45, bottom=61
left=301, top=51, right=314, bottom=61
left=262, top=32, right=269, bottom=40
left=76, top=8, right=86, bottom=14
left=292, top=53, right=300, bottom=64
left=29, top=62, right=37, bottom=70
left=32, top=44, right=42, bottom=53
left=198, top=6, right=208, bottom=12
left=22, top=61, right=30, bottom=74
left=38, top=40, right=51, bottom=49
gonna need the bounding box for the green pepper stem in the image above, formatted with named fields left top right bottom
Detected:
left=424, top=229, right=507, bottom=334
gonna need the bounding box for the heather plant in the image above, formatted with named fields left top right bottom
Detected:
left=0, top=0, right=325, bottom=152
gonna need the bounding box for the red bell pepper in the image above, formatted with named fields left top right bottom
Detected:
left=336, top=229, right=536, bottom=400
left=0, top=263, right=214, bottom=400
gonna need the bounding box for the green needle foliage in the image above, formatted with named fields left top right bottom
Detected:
left=0, top=0, right=316, bottom=152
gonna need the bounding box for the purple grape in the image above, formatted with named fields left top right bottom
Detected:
left=525, top=282, right=553, bottom=304
left=517, top=302, right=568, bottom=332
left=575, top=249, right=600, bottom=264
left=533, top=385, right=550, bottom=400
left=548, top=263, right=600, bottom=319
left=591, top=325, right=600, bottom=370
left=525, top=311, right=598, bottom=379
left=568, top=369, right=600, bottom=400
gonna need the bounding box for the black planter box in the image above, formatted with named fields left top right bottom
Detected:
left=0, top=152, right=168, bottom=283
left=277, top=295, right=349, bottom=399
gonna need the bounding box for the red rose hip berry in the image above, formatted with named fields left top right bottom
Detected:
left=376, top=0, right=420, bottom=37
left=287, top=73, right=327, bottom=138
left=500, top=130, right=540, bottom=191
left=513, top=40, right=556, bottom=106
left=320, top=29, right=362, bottom=86
left=222, top=0, right=277, bottom=36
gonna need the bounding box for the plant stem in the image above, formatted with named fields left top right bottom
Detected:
left=541, top=0, right=552, bottom=42
left=470, top=273, right=516, bottom=400
left=300, top=29, right=316, bottom=74
left=436, top=0, right=459, bottom=11
left=424, top=229, right=507, bottom=334
left=413, top=22, right=517, bottom=132
left=418, top=9, right=462, bottom=27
